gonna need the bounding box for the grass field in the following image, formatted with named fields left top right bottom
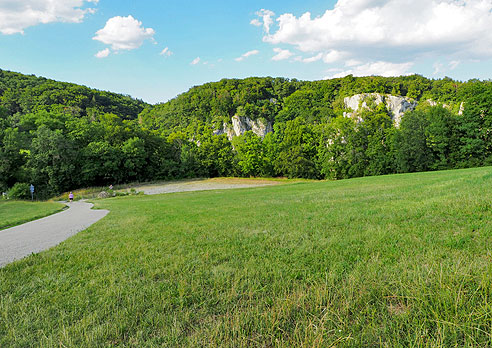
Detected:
left=0, top=201, right=65, bottom=230
left=1, top=167, right=492, bottom=347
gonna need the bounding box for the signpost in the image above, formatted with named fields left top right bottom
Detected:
left=30, top=184, right=34, bottom=201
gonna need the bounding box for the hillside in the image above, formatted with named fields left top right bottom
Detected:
left=0, top=69, right=154, bottom=196
left=0, top=69, right=148, bottom=120
left=139, top=75, right=472, bottom=131
left=1, top=167, right=492, bottom=346
left=1, top=70, right=492, bottom=197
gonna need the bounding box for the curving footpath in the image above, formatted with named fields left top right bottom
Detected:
left=0, top=201, right=109, bottom=268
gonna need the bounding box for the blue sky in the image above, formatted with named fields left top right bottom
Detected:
left=1, top=0, right=492, bottom=104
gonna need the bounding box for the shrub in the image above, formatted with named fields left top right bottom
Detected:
left=8, top=183, right=31, bottom=200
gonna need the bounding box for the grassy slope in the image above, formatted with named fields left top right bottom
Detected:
left=0, top=201, right=65, bottom=230
left=1, top=167, right=492, bottom=347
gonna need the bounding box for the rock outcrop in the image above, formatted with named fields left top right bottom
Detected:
left=425, top=99, right=451, bottom=109
left=426, top=99, right=464, bottom=115
left=213, top=123, right=235, bottom=140
left=459, top=102, right=464, bottom=116
left=344, top=93, right=417, bottom=126
left=98, top=191, right=110, bottom=199
left=214, top=115, right=273, bottom=140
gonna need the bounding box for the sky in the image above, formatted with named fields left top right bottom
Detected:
left=1, top=0, right=492, bottom=104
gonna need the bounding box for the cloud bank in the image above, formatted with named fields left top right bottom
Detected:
left=0, top=0, right=98, bottom=35
left=253, top=0, right=492, bottom=76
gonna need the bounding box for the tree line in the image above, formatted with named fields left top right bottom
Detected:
left=1, top=69, right=491, bottom=198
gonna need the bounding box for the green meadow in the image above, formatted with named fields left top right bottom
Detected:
left=0, top=201, right=65, bottom=230
left=2, top=167, right=492, bottom=347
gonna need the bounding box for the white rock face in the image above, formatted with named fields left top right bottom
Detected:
left=459, top=102, right=465, bottom=116
left=212, top=128, right=224, bottom=136
left=232, top=115, right=249, bottom=137
left=344, top=93, right=417, bottom=127
left=426, top=99, right=464, bottom=115
left=426, top=99, right=438, bottom=107
left=216, top=115, right=273, bottom=140
left=344, top=93, right=384, bottom=112
left=213, top=122, right=235, bottom=140
left=249, top=117, right=273, bottom=138
left=386, top=95, right=417, bottom=125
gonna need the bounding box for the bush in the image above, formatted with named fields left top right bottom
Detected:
left=8, top=183, right=31, bottom=200
left=484, top=155, right=492, bottom=166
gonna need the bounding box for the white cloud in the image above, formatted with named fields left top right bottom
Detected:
left=433, top=59, right=461, bottom=75
left=272, top=48, right=294, bottom=61
left=191, top=57, right=201, bottom=65
left=302, top=53, right=323, bottom=63
left=255, top=1, right=492, bottom=75
left=323, top=50, right=347, bottom=64
left=345, top=59, right=362, bottom=67
left=329, top=61, right=414, bottom=78
left=0, top=0, right=98, bottom=35
left=250, top=19, right=262, bottom=27
left=253, top=9, right=276, bottom=33
left=93, top=15, right=155, bottom=52
left=95, top=48, right=110, bottom=58
left=449, top=60, right=460, bottom=70
left=160, top=47, right=173, bottom=57
left=433, top=62, right=444, bottom=75
left=235, top=49, right=259, bottom=62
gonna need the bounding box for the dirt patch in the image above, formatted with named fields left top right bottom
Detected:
left=127, top=178, right=283, bottom=195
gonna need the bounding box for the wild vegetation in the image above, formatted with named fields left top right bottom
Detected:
left=1, top=167, right=492, bottom=347
left=1, top=69, right=492, bottom=197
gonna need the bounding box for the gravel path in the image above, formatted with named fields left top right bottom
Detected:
left=0, top=201, right=108, bottom=268
left=135, top=180, right=278, bottom=195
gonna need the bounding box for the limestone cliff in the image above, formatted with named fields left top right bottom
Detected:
left=214, top=115, right=273, bottom=140
left=344, top=93, right=417, bottom=126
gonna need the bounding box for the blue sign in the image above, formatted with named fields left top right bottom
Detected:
left=30, top=184, right=34, bottom=193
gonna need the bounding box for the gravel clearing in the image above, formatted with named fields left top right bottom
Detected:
left=0, top=201, right=108, bottom=268
left=132, top=179, right=280, bottom=195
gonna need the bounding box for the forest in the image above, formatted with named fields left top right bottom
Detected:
left=1, top=69, right=491, bottom=198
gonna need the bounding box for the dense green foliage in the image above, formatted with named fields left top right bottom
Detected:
left=0, top=200, right=64, bottom=230
left=1, top=69, right=492, bottom=197
left=5, top=182, right=31, bottom=200
left=0, top=70, right=146, bottom=119
left=2, top=167, right=492, bottom=346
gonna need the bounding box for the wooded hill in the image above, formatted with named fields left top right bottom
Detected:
left=140, top=75, right=468, bottom=130
left=1, top=69, right=491, bottom=198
